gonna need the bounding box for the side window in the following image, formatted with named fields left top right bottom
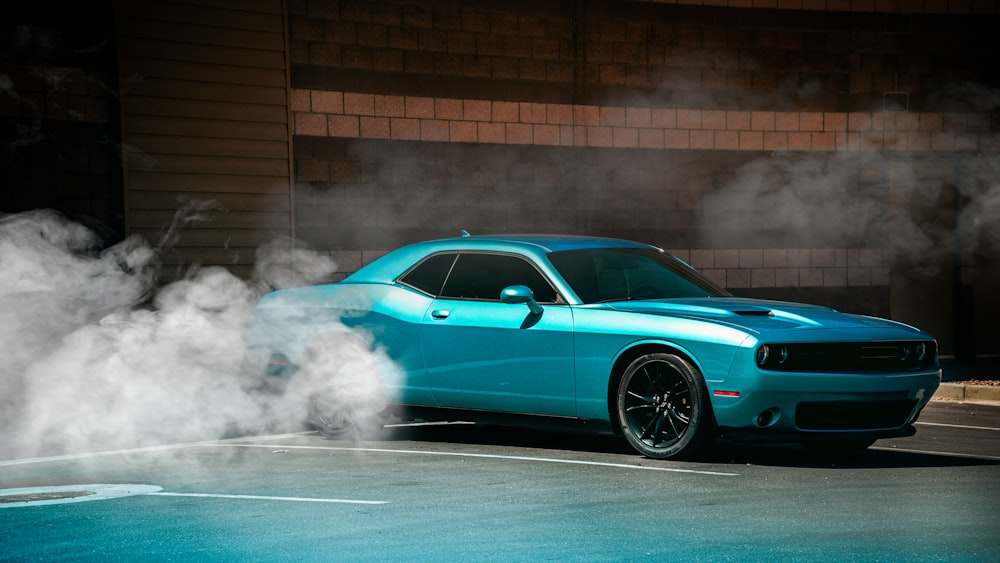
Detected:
left=440, top=253, right=558, bottom=303
left=398, top=253, right=457, bottom=296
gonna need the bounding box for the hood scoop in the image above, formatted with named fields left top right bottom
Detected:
left=732, top=308, right=775, bottom=317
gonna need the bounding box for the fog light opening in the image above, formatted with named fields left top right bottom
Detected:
left=755, top=408, right=781, bottom=428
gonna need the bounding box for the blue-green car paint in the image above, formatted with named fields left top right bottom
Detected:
left=248, top=235, right=941, bottom=460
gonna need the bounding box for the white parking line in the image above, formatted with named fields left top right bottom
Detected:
left=871, top=446, right=1000, bottom=462
left=916, top=421, right=1000, bottom=432
left=149, top=492, right=386, bottom=505
left=213, top=444, right=741, bottom=476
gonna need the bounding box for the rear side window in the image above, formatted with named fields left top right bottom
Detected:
left=399, top=253, right=456, bottom=296
left=440, top=253, right=558, bottom=303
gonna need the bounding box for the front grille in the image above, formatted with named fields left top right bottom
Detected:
left=796, top=400, right=917, bottom=430
left=757, top=341, right=936, bottom=373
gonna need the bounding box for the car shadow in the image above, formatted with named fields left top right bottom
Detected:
left=373, top=422, right=999, bottom=469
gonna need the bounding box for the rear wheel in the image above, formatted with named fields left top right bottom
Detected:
left=616, top=353, right=715, bottom=460
left=294, top=332, right=390, bottom=440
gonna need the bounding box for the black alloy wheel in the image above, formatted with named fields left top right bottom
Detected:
left=617, top=352, right=715, bottom=460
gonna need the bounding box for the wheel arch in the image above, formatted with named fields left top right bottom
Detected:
left=606, top=341, right=705, bottom=430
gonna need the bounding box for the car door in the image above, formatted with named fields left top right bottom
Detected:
left=420, top=252, right=576, bottom=416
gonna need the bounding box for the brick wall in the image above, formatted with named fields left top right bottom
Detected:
left=287, top=0, right=999, bottom=352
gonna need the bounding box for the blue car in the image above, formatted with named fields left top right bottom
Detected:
left=247, top=234, right=940, bottom=460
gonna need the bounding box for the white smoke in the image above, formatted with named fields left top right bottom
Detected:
left=0, top=208, right=391, bottom=459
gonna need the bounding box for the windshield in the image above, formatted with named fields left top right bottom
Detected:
left=547, top=248, right=730, bottom=303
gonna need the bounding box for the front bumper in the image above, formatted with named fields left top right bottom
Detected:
left=708, top=367, right=941, bottom=440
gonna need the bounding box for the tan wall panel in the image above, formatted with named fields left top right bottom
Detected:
left=127, top=154, right=288, bottom=176
left=124, top=78, right=286, bottom=105
left=118, top=0, right=293, bottom=276
left=123, top=97, right=288, bottom=123
left=120, top=57, right=286, bottom=87
left=118, top=1, right=284, bottom=32
left=127, top=115, right=287, bottom=141
left=119, top=37, right=286, bottom=69
left=129, top=210, right=290, bottom=230
left=128, top=172, right=290, bottom=194
left=118, top=20, right=284, bottom=52
left=126, top=134, right=289, bottom=159
left=129, top=191, right=291, bottom=212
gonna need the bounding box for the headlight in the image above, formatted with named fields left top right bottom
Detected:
left=756, top=344, right=788, bottom=368
left=756, top=345, right=770, bottom=366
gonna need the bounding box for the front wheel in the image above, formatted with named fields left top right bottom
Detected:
left=616, top=353, right=716, bottom=460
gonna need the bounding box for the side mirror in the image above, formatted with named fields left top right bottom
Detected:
left=500, top=285, right=543, bottom=315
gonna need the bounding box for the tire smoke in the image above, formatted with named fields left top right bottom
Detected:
left=0, top=208, right=385, bottom=459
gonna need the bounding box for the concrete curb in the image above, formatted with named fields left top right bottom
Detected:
left=933, top=382, right=1000, bottom=404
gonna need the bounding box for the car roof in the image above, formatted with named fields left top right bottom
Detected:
left=344, top=234, right=660, bottom=284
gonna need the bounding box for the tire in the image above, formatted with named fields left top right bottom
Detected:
left=293, top=332, right=390, bottom=441
left=616, top=353, right=716, bottom=460
left=308, top=393, right=388, bottom=440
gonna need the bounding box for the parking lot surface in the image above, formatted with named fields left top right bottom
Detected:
left=2, top=401, right=998, bottom=561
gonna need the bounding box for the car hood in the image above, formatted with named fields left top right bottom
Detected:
left=603, top=297, right=930, bottom=340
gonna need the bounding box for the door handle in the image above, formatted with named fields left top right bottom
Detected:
left=431, top=309, right=451, bottom=319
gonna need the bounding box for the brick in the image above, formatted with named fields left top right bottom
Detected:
left=449, top=121, right=477, bottom=143
left=847, top=267, right=872, bottom=286
left=823, top=268, right=847, bottom=287
left=434, top=98, right=463, bottom=120
left=520, top=102, right=547, bottom=124
left=626, top=107, right=651, bottom=128
left=374, top=95, right=405, bottom=117
left=752, top=268, right=776, bottom=288
left=800, top=268, right=823, bottom=287
left=740, top=249, right=764, bottom=268
left=702, top=110, right=726, bottom=130
left=812, top=132, right=835, bottom=150
left=328, top=115, right=360, bottom=137
left=344, top=93, right=375, bottom=116
left=715, top=249, right=740, bottom=268
left=638, top=129, right=665, bottom=149
left=775, top=112, right=799, bottom=131
left=919, top=112, right=944, bottom=131
left=848, top=112, right=872, bottom=131
left=751, top=111, right=775, bottom=131
left=664, top=129, right=690, bottom=148
left=763, top=132, right=788, bottom=150
left=421, top=119, right=450, bottom=142
left=651, top=108, right=677, bottom=129
left=574, top=105, right=600, bottom=126
left=547, top=104, right=574, bottom=125
left=389, top=117, right=420, bottom=140
left=931, top=132, right=955, bottom=151
left=727, top=111, right=751, bottom=131
left=559, top=126, right=576, bottom=146
left=600, top=106, right=626, bottom=127
left=613, top=127, right=638, bottom=148
left=295, top=112, right=327, bottom=136
left=726, top=269, right=751, bottom=289
left=405, top=96, right=434, bottom=119
left=811, top=248, right=836, bottom=267
left=799, top=112, right=823, bottom=131
left=763, top=249, right=787, bottom=267
left=533, top=124, right=560, bottom=145
left=478, top=122, right=505, bottom=143
left=360, top=116, right=390, bottom=138
left=774, top=268, right=798, bottom=287
left=823, top=112, right=847, bottom=131
left=463, top=100, right=491, bottom=121
left=677, top=109, right=702, bottom=129
left=871, top=267, right=890, bottom=286
left=787, top=249, right=811, bottom=267
left=492, top=101, right=519, bottom=122
left=506, top=123, right=533, bottom=144
left=690, top=249, right=715, bottom=268
left=739, top=131, right=764, bottom=150
left=690, top=130, right=714, bottom=149
left=587, top=126, right=613, bottom=147
left=296, top=158, right=329, bottom=181
left=290, top=88, right=310, bottom=112
left=715, top=131, right=739, bottom=150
